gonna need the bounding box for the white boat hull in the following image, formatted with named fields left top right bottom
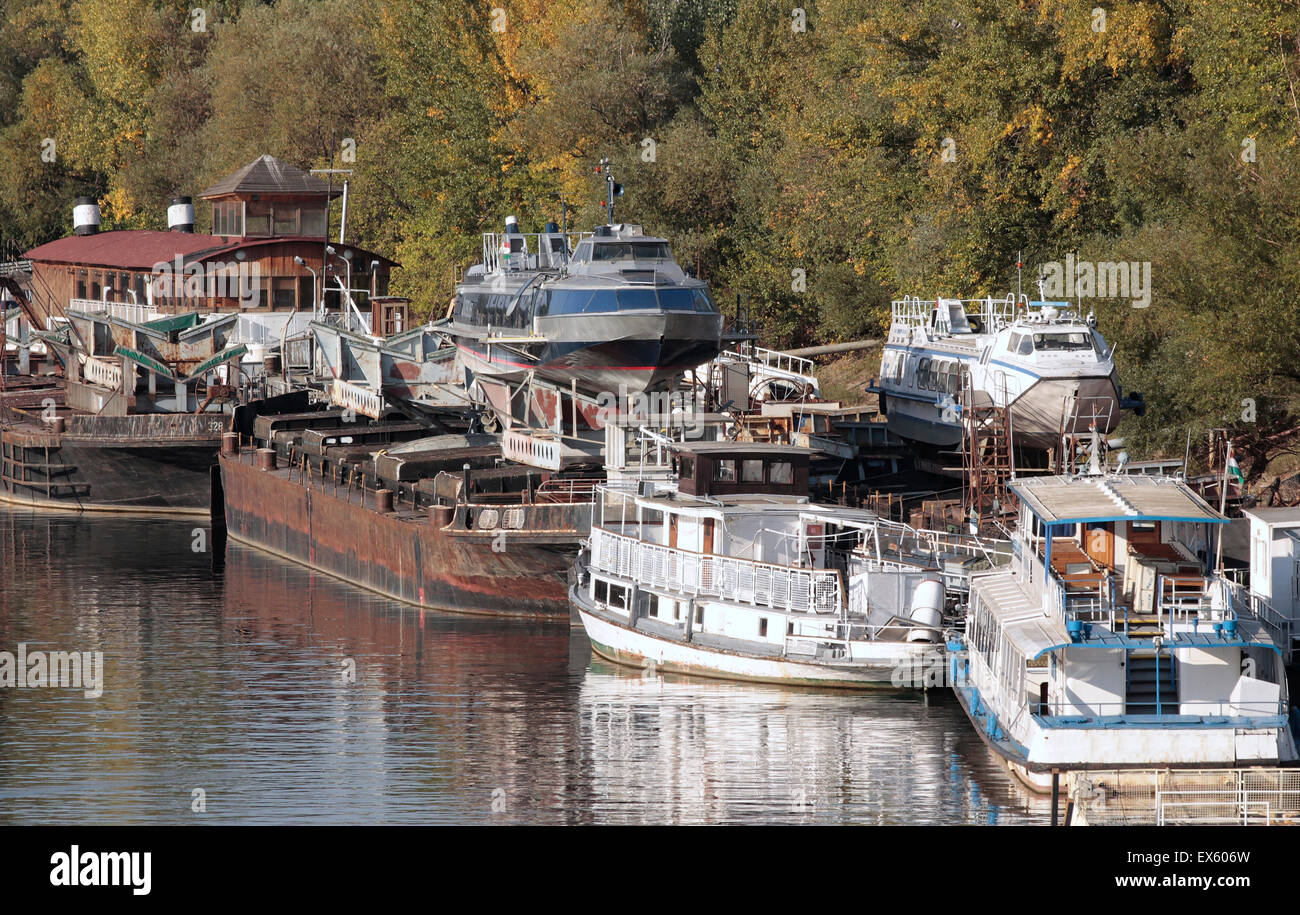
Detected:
left=575, top=594, right=936, bottom=689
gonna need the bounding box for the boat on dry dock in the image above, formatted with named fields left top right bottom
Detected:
left=952, top=454, right=1299, bottom=792
left=571, top=441, right=1006, bottom=687
left=441, top=166, right=723, bottom=401
left=875, top=294, right=1140, bottom=451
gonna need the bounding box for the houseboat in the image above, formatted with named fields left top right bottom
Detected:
left=571, top=441, right=1005, bottom=687
left=875, top=295, right=1132, bottom=450
left=953, top=462, right=1298, bottom=792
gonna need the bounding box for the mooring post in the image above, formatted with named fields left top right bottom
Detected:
left=1051, top=768, right=1061, bottom=826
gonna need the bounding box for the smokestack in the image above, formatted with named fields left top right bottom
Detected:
left=73, top=196, right=100, bottom=236
left=167, top=196, right=195, bottom=233
left=504, top=215, right=520, bottom=234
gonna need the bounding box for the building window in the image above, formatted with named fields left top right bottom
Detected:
left=298, top=276, right=315, bottom=311
left=76, top=270, right=86, bottom=299
left=695, top=605, right=704, bottom=626
left=245, top=201, right=271, bottom=236
left=272, top=278, right=296, bottom=311
left=302, top=205, right=327, bottom=236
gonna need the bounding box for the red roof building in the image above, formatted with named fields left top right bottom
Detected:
left=19, top=156, right=408, bottom=335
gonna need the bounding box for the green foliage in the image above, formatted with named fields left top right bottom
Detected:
left=0, top=0, right=1297, bottom=463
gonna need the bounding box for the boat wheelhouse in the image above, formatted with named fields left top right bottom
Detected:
left=954, top=468, right=1298, bottom=791
left=571, top=442, right=1005, bottom=688
left=444, top=219, right=723, bottom=399
left=875, top=295, right=1127, bottom=450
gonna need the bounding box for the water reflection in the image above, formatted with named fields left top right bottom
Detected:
left=0, top=507, right=1048, bottom=824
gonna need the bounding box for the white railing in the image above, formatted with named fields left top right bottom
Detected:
left=68, top=298, right=159, bottom=324
left=502, top=429, right=563, bottom=471
left=889, top=293, right=1080, bottom=341
left=479, top=231, right=589, bottom=274
left=1156, top=794, right=1272, bottom=825
left=723, top=344, right=815, bottom=379
left=83, top=356, right=123, bottom=390
left=589, top=526, right=842, bottom=614
left=1220, top=578, right=1295, bottom=662
left=330, top=378, right=384, bottom=420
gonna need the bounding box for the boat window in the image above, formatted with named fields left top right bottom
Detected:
left=1032, top=332, right=1094, bottom=352
left=572, top=242, right=592, bottom=262
left=691, top=288, right=719, bottom=313
left=592, top=241, right=673, bottom=261
left=543, top=288, right=601, bottom=315
left=679, top=457, right=695, bottom=479
left=742, top=459, right=764, bottom=483
left=917, top=357, right=931, bottom=390
left=1008, top=333, right=1021, bottom=352
left=1017, top=335, right=1034, bottom=355
left=594, top=579, right=608, bottom=603
left=617, top=288, right=660, bottom=310
left=715, top=459, right=737, bottom=482
left=608, top=584, right=628, bottom=610
left=769, top=461, right=793, bottom=484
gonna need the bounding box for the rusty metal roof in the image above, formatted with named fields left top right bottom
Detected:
left=25, top=232, right=398, bottom=270
left=25, top=231, right=230, bottom=269
left=199, top=155, right=340, bottom=199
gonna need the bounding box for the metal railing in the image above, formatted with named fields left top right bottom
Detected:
left=722, top=343, right=815, bottom=379
left=1037, top=697, right=1287, bottom=719
left=589, top=526, right=842, bottom=614
left=68, top=298, right=159, bottom=324
left=83, top=357, right=123, bottom=391
left=534, top=478, right=599, bottom=504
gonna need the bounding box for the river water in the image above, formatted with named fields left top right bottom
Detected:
left=0, top=507, right=1049, bottom=825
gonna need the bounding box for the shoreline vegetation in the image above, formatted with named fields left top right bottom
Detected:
left=1, top=0, right=1298, bottom=476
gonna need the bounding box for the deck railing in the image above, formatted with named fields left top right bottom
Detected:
left=68, top=298, right=160, bottom=324
left=589, top=526, right=842, bottom=614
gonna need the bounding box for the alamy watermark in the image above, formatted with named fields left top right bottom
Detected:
left=1039, top=254, right=1152, bottom=308
left=595, top=384, right=708, bottom=438
left=0, top=643, right=103, bottom=698
left=151, top=255, right=260, bottom=308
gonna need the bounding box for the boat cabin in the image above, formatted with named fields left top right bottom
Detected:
left=671, top=442, right=811, bottom=498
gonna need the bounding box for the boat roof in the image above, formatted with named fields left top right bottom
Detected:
left=1241, top=506, right=1300, bottom=527
left=972, top=572, right=1278, bottom=658
left=1011, top=473, right=1226, bottom=525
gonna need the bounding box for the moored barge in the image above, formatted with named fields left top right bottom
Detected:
left=217, top=402, right=599, bottom=617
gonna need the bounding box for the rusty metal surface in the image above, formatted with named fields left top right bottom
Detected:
left=219, top=451, right=584, bottom=617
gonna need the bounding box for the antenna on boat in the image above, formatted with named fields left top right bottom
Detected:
left=596, top=158, right=624, bottom=224
left=1016, top=250, right=1023, bottom=301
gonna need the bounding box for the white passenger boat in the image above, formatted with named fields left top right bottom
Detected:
left=875, top=295, right=1134, bottom=449
left=953, top=458, right=1298, bottom=792
left=571, top=441, right=1005, bottom=688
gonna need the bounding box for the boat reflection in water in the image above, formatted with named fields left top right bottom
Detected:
left=577, top=658, right=1050, bottom=825
left=0, top=507, right=1047, bottom=825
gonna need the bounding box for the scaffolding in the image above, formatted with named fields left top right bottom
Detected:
left=961, top=373, right=1016, bottom=526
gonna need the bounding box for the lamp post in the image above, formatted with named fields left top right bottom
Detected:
left=294, top=256, right=319, bottom=318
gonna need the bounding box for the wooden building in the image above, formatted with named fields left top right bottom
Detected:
left=18, top=155, right=408, bottom=334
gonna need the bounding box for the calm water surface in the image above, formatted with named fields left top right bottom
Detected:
left=0, top=507, right=1049, bottom=824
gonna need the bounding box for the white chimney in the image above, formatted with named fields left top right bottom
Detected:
left=73, top=196, right=100, bottom=236
left=167, top=196, right=195, bottom=233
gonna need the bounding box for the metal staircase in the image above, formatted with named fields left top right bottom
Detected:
left=1126, top=651, right=1177, bottom=715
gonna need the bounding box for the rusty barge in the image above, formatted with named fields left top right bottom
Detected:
left=215, top=402, right=599, bottom=618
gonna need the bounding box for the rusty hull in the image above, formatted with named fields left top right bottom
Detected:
left=219, top=449, right=587, bottom=618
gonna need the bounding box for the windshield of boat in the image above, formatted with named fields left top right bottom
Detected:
left=591, top=241, right=673, bottom=261
left=541, top=285, right=718, bottom=315
left=1027, top=331, right=1101, bottom=353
